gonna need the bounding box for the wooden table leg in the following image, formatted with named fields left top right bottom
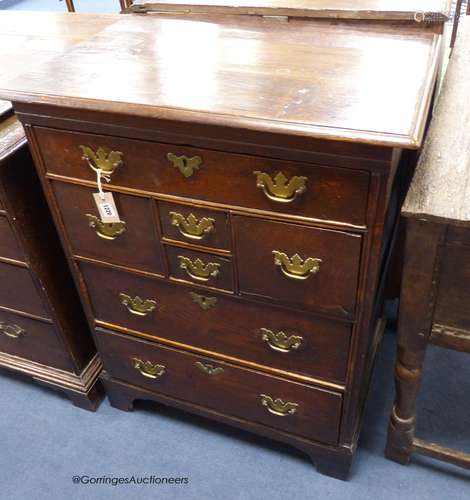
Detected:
left=385, top=219, right=447, bottom=464
left=64, top=0, right=75, bottom=12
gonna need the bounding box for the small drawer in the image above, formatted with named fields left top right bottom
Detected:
left=234, top=216, right=362, bottom=318
left=52, top=181, right=164, bottom=274
left=80, top=263, right=351, bottom=384
left=0, top=216, right=25, bottom=262
left=159, top=201, right=231, bottom=251
left=166, top=246, right=234, bottom=292
left=0, top=310, right=73, bottom=371
left=0, top=262, right=49, bottom=318
left=35, top=127, right=369, bottom=227
left=96, top=328, right=342, bottom=445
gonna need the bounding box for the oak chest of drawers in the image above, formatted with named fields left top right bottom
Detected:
left=0, top=105, right=102, bottom=409
left=0, top=7, right=445, bottom=479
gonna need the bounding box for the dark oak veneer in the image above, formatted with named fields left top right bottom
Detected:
left=80, top=262, right=352, bottom=385
left=0, top=10, right=444, bottom=479
left=0, top=116, right=102, bottom=410
left=234, top=216, right=362, bottom=318
left=96, top=327, right=343, bottom=446
left=36, top=127, right=370, bottom=227
left=52, top=181, right=165, bottom=274
left=159, top=201, right=232, bottom=250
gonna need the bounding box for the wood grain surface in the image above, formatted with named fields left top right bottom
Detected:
left=402, top=17, right=470, bottom=223
left=130, top=0, right=451, bottom=21
left=0, top=12, right=441, bottom=148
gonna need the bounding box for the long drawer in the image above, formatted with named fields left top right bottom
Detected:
left=35, top=127, right=369, bottom=227
left=80, top=263, right=351, bottom=384
left=0, top=309, right=72, bottom=371
left=96, top=327, right=343, bottom=445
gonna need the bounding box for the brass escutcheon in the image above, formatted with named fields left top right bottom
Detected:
left=0, top=322, right=25, bottom=339
left=195, top=361, right=224, bottom=376
left=260, top=328, right=303, bottom=353
left=272, top=251, right=322, bottom=280
left=119, top=293, right=157, bottom=316
left=170, top=212, right=215, bottom=240
left=86, top=214, right=126, bottom=240
left=133, top=358, right=165, bottom=379
left=178, top=256, right=220, bottom=282
left=189, top=292, right=218, bottom=310
left=253, top=171, right=307, bottom=203
left=80, top=145, right=123, bottom=177
left=167, top=153, right=203, bottom=178
left=260, top=394, right=299, bottom=417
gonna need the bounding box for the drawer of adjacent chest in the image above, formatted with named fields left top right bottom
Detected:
left=0, top=216, right=25, bottom=262
left=0, top=262, right=49, bottom=318
left=96, top=328, right=342, bottom=445
left=51, top=181, right=165, bottom=274
left=234, top=216, right=362, bottom=318
left=0, top=310, right=72, bottom=371
left=35, top=127, right=369, bottom=227
left=80, top=263, right=351, bottom=384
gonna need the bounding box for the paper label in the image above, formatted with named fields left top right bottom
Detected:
left=93, top=192, right=121, bottom=223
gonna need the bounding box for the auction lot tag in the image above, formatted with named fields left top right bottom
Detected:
left=93, top=192, right=121, bottom=223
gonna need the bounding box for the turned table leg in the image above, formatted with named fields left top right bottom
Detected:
left=385, top=219, right=446, bottom=465
left=386, top=345, right=428, bottom=463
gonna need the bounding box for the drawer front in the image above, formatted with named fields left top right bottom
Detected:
left=234, top=216, right=362, bottom=318
left=159, top=201, right=231, bottom=251
left=97, top=328, right=342, bottom=445
left=52, top=181, right=164, bottom=274
left=81, top=263, right=351, bottom=383
left=0, top=263, right=49, bottom=318
left=0, top=310, right=72, bottom=371
left=0, top=216, right=25, bottom=262
left=166, top=246, right=234, bottom=292
left=35, top=127, right=369, bottom=227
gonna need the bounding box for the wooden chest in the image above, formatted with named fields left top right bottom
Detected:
left=0, top=106, right=102, bottom=409
left=0, top=7, right=445, bottom=478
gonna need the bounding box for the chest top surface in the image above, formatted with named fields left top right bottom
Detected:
left=0, top=12, right=440, bottom=149
left=0, top=12, right=118, bottom=132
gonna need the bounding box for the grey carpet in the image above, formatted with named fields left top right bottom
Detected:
left=1, top=330, right=469, bottom=499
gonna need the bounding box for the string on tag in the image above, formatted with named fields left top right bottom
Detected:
left=96, top=168, right=111, bottom=201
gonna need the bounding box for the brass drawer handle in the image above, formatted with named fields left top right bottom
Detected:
left=189, top=292, right=218, bottom=310
left=133, top=357, right=165, bottom=379
left=260, top=328, right=303, bottom=353
left=170, top=212, right=215, bottom=240
left=195, top=361, right=224, bottom=376
left=86, top=214, right=126, bottom=240
left=167, top=153, right=203, bottom=178
left=80, top=145, right=123, bottom=177
left=0, top=322, right=25, bottom=339
left=272, top=251, right=322, bottom=280
left=260, top=394, right=299, bottom=417
left=178, top=256, right=220, bottom=282
left=119, top=293, right=157, bottom=316
left=253, top=171, right=307, bottom=203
